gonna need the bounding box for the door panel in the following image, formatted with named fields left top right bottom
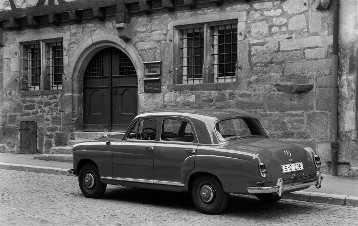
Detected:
left=112, top=141, right=155, bottom=181
left=154, top=143, right=197, bottom=184
left=112, top=87, right=138, bottom=131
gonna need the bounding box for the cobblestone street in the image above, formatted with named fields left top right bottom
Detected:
left=0, top=169, right=357, bottom=225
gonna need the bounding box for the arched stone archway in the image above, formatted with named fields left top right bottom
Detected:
left=70, top=35, right=144, bottom=131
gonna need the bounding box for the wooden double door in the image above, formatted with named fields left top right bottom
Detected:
left=83, top=48, right=138, bottom=131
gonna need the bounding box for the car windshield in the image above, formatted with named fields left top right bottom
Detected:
left=215, top=117, right=265, bottom=142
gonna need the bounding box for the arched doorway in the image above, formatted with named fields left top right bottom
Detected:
left=83, top=47, right=138, bottom=131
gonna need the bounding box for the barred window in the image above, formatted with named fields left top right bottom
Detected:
left=24, top=44, right=41, bottom=90
left=212, top=24, right=237, bottom=83
left=47, top=41, right=64, bottom=90
left=177, top=21, right=237, bottom=85
left=181, top=28, right=204, bottom=84
left=22, top=39, right=64, bottom=91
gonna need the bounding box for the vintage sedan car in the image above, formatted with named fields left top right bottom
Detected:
left=69, top=109, right=322, bottom=214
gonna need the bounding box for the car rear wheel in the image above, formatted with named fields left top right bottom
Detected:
left=191, top=175, right=228, bottom=215
left=255, top=193, right=282, bottom=203
left=78, top=164, right=107, bottom=198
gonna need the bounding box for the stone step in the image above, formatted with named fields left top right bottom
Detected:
left=67, top=139, right=94, bottom=146
left=34, top=154, right=72, bottom=162
left=74, top=131, right=125, bottom=140
left=50, top=146, right=72, bottom=155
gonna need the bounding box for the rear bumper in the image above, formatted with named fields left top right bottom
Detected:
left=248, top=171, right=322, bottom=196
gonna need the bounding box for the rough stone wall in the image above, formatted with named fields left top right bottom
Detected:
left=0, top=21, right=121, bottom=153
left=128, top=0, right=335, bottom=173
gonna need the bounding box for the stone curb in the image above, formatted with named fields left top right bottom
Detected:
left=0, top=162, right=72, bottom=176
left=285, top=191, right=358, bottom=207
left=1, top=162, right=358, bottom=208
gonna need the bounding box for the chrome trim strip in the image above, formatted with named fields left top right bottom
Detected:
left=102, top=177, right=153, bottom=184
left=101, top=177, right=184, bottom=187
left=153, top=180, right=185, bottom=187
left=247, top=181, right=315, bottom=194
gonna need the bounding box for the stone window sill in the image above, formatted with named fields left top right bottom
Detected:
left=171, top=82, right=238, bottom=91
left=20, top=89, right=62, bottom=97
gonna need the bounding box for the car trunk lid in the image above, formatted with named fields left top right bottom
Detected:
left=223, top=138, right=317, bottom=183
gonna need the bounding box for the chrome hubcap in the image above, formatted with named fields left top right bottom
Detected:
left=200, top=184, right=215, bottom=203
left=84, top=173, right=95, bottom=189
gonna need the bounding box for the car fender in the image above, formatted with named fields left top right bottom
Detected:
left=185, top=155, right=261, bottom=193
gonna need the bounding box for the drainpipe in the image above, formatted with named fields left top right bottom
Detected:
left=330, top=0, right=340, bottom=176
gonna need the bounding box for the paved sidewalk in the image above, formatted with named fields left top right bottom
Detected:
left=0, top=153, right=358, bottom=207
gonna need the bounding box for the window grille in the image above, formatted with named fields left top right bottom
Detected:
left=47, top=41, right=64, bottom=90
left=152, top=0, right=163, bottom=9
left=212, top=24, right=237, bottom=83
left=181, top=28, right=204, bottom=84
left=24, top=44, right=41, bottom=90
left=175, top=0, right=184, bottom=5
left=118, top=52, right=137, bottom=76
left=87, top=52, right=104, bottom=77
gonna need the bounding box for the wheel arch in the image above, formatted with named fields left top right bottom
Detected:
left=76, top=159, right=98, bottom=175
left=187, top=172, right=222, bottom=192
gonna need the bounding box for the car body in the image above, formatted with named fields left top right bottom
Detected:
left=69, top=109, right=322, bottom=214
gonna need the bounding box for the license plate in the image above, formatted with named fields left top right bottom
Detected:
left=281, top=162, right=304, bottom=173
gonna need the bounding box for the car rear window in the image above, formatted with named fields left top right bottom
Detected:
left=215, top=117, right=265, bottom=142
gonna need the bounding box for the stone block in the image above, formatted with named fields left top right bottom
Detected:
left=306, top=112, right=330, bottom=140
left=24, top=104, right=36, bottom=111
left=280, top=36, right=333, bottom=51
left=316, top=88, right=332, bottom=111
left=51, top=116, right=62, bottom=126
left=264, top=9, right=282, bottom=17
left=272, top=51, right=304, bottom=63
left=55, top=133, right=68, bottom=147
left=283, top=59, right=332, bottom=76
left=253, top=2, right=273, bottom=9
left=305, top=48, right=326, bottom=59
left=273, top=17, right=287, bottom=25
left=250, top=21, right=269, bottom=38
left=309, top=11, right=323, bottom=33
left=44, top=139, right=53, bottom=152
left=265, top=93, right=314, bottom=112
left=7, top=114, right=17, bottom=125
left=283, top=0, right=308, bottom=15
left=288, top=14, right=307, bottom=31
left=235, top=100, right=264, bottom=110
left=251, top=41, right=279, bottom=55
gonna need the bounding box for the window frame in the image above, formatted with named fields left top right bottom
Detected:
left=21, top=38, right=64, bottom=91
left=174, top=19, right=238, bottom=85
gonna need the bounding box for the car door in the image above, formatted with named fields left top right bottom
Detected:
left=154, top=117, right=197, bottom=186
left=111, top=118, right=158, bottom=183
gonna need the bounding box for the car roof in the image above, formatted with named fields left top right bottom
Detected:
left=136, top=108, right=255, bottom=121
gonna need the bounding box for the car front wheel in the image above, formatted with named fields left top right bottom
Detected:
left=255, top=193, right=282, bottom=203
left=78, top=164, right=107, bottom=198
left=191, top=175, right=228, bottom=215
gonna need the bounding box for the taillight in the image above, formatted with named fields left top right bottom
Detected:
left=314, top=154, right=321, bottom=168
left=258, top=163, right=267, bottom=177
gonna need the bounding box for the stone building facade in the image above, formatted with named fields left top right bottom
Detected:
left=0, top=0, right=356, bottom=176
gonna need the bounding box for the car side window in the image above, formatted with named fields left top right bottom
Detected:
left=161, top=118, right=195, bottom=143
left=126, top=118, right=157, bottom=140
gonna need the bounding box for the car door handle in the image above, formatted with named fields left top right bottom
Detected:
left=146, top=146, right=154, bottom=152
left=186, top=149, right=196, bottom=155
